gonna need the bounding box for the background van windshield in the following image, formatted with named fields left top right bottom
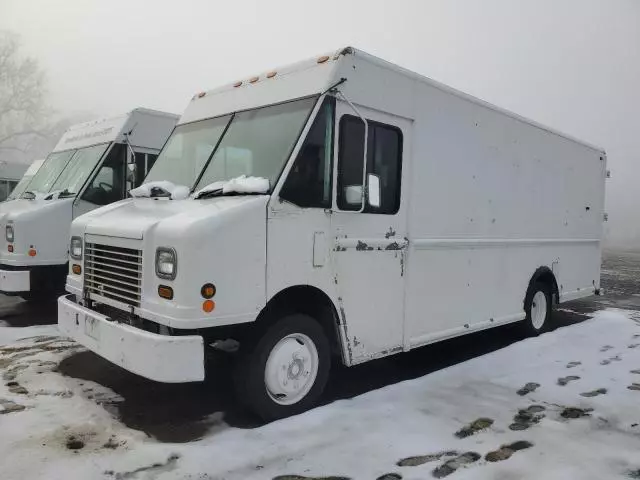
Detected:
left=144, top=115, right=231, bottom=187
left=23, top=150, right=76, bottom=194
left=195, top=97, right=316, bottom=191
left=23, top=144, right=109, bottom=196
left=50, top=143, right=109, bottom=194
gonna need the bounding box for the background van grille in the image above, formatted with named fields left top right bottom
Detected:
left=85, top=243, right=142, bottom=307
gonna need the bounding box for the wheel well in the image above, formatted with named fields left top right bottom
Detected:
left=526, top=266, right=560, bottom=305
left=259, top=285, right=342, bottom=356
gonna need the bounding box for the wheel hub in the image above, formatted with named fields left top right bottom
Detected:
left=531, top=291, right=547, bottom=330
left=265, top=333, right=319, bottom=406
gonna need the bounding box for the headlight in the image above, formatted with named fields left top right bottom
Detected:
left=5, top=225, right=14, bottom=243
left=156, top=247, right=177, bottom=280
left=70, top=236, right=83, bottom=260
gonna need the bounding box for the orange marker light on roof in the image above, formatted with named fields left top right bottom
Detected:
left=233, top=81, right=243, bottom=88
left=266, top=71, right=277, bottom=79
left=317, top=55, right=330, bottom=64
left=197, top=92, right=206, bottom=98
left=249, top=76, right=259, bottom=84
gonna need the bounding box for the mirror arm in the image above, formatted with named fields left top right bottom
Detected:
left=335, top=90, right=368, bottom=213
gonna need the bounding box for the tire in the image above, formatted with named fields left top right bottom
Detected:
left=233, top=313, right=331, bottom=421
left=520, top=282, right=553, bottom=336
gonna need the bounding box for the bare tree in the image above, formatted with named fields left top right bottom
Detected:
left=0, top=31, right=50, bottom=155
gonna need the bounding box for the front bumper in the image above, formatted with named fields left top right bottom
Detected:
left=0, top=268, right=30, bottom=293
left=58, top=294, right=205, bottom=382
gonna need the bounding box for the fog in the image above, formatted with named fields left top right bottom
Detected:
left=1, top=0, right=638, bottom=246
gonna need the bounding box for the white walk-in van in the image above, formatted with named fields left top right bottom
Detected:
left=0, top=109, right=178, bottom=301
left=59, top=48, right=607, bottom=420
left=4, top=159, right=44, bottom=202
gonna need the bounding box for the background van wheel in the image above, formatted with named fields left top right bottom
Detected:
left=233, top=313, right=330, bottom=421
left=521, top=282, right=553, bottom=336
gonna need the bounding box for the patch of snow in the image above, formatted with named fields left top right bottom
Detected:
left=195, top=175, right=269, bottom=198
left=2, top=309, right=640, bottom=479
left=0, top=325, right=60, bottom=346
left=129, top=181, right=190, bottom=200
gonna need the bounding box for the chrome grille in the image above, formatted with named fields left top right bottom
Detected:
left=85, top=243, right=142, bottom=307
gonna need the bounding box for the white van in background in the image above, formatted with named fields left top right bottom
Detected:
left=6, top=159, right=45, bottom=202
left=0, top=108, right=178, bottom=301
left=59, top=48, right=606, bottom=420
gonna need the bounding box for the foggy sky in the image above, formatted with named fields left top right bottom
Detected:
left=1, top=0, right=638, bottom=245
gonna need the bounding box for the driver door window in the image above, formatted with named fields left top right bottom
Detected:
left=337, top=115, right=403, bottom=214
left=81, top=144, right=126, bottom=205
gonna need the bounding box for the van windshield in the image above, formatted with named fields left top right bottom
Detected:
left=145, top=96, right=317, bottom=192
left=24, top=144, right=109, bottom=197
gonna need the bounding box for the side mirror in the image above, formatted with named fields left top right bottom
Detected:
left=127, top=163, right=137, bottom=185
left=367, top=173, right=381, bottom=208
left=344, top=185, right=363, bottom=206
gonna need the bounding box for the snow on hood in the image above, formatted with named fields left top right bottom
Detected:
left=194, top=175, right=269, bottom=199
left=129, top=181, right=191, bottom=200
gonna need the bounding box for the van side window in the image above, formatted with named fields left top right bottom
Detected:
left=133, top=153, right=159, bottom=187
left=280, top=97, right=335, bottom=208
left=337, top=116, right=402, bottom=214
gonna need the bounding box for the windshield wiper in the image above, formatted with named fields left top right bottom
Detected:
left=58, top=189, right=76, bottom=198
left=194, top=188, right=224, bottom=199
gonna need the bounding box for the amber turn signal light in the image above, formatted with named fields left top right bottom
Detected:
left=7, top=245, right=13, bottom=253
left=201, top=283, right=216, bottom=299
left=158, top=285, right=174, bottom=300
left=72, top=264, right=81, bottom=275
left=203, top=300, right=215, bottom=313
left=28, top=249, right=36, bottom=257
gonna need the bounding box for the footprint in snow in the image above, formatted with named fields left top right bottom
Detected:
left=580, top=388, right=608, bottom=397
left=5, top=382, right=28, bottom=395
left=600, top=345, right=614, bottom=352
left=509, top=405, right=545, bottom=431
left=516, top=383, right=540, bottom=396
left=273, top=476, right=351, bottom=480
left=376, top=474, right=402, bottom=480
left=631, top=370, right=640, bottom=375
left=560, top=407, right=593, bottom=419
left=485, top=441, right=534, bottom=463
left=455, top=418, right=494, bottom=438
left=0, top=399, right=25, bottom=414
left=601, top=355, right=622, bottom=365
left=566, top=361, right=582, bottom=369
left=629, top=344, right=640, bottom=349
left=557, top=375, right=580, bottom=386
left=628, top=384, right=640, bottom=391
left=432, top=452, right=481, bottom=479
left=397, top=451, right=458, bottom=467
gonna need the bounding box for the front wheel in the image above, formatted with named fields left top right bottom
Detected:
left=233, top=313, right=331, bottom=421
left=520, top=282, right=553, bottom=336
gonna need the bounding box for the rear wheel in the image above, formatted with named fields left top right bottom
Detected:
left=233, top=313, right=331, bottom=421
left=521, top=282, right=553, bottom=336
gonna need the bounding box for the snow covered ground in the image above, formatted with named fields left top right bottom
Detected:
left=1, top=309, right=640, bottom=480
